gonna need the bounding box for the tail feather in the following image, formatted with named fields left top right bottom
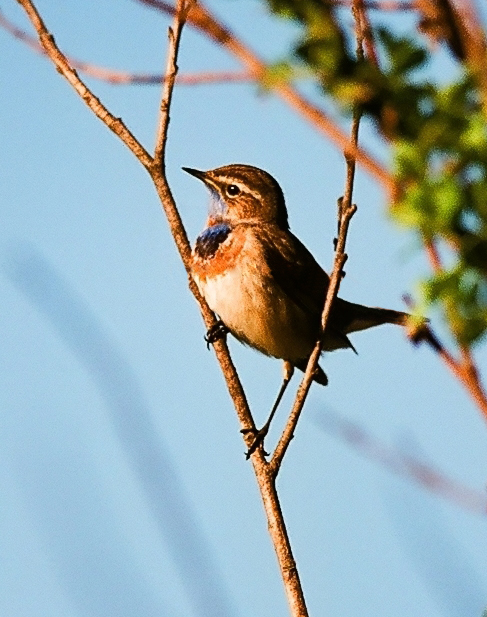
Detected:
left=334, top=299, right=409, bottom=334
left=294, top=359, right=328, bottom=385
left=294, top=300, right=409, bottom=387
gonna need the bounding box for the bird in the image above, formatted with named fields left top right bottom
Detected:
left=185, top=163, right=409, bottom=454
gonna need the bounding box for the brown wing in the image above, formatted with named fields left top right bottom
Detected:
left=259, top=226, right=329, bottom=317
left=258, top=225, right=355, bottom=352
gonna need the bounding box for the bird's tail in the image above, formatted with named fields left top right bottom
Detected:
left=335, top=299, right=409, bottom=334
left=294, top=359, right=329, bottom=386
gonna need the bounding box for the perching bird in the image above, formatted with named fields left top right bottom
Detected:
left=185, top=164, right=409, bottom=452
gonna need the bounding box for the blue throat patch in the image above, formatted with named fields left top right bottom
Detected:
left=195, top=223, right=232, bottom=259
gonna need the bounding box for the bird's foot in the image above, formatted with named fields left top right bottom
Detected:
left=204, top=320, right=229, bottom=349
left=241, top=426, right=270, bottom=459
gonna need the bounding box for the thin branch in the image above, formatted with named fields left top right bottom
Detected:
left=10, top=0, right=394, bottom=192
left=136, top=0, right=396, bottom=196
left=421, top=242, right=487, bottom=420
left=424, top=238, right=442, bottom=271
left=15, top=0, right=153, bottom=169
left=153, top=0, right=190, bottom=168
left=269, top=6, right=366, bottom=476
left=446, top=0, right=487, bottom=116
left=270, top=204, right=356, bottom=475
left=353, top=0, right=379, bottom=66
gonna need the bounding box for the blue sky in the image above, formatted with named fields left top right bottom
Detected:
left=1, top=1, right=486, bottom=616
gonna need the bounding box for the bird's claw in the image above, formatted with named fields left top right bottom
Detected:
left=204, top=320, right=229, bottom=349
left=241, top=426, right=270, bottom=459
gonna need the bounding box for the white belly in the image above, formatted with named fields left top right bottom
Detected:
left=194, top=261, right=313, bottom=362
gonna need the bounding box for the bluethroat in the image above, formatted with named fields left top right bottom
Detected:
left=185, top=164, right=409, bottom=455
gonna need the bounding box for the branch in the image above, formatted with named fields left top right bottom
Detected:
left=1, top=10, right=252, bottom=86
left=323, top=0, right=416, bottom=8
left=269, top=1, right=368, bottom=476
left=444, top=0, right=487, bottom=112
left=270, top=201, right=356, bottom=476
left=353, top=0, right=380, bottom=66
left=10, top=0, right=394, bottom=193
left=136, top=0, right=396, bottom=196
left=409, top=240, right=487, bottom=421
left=153, top=1, right=189, bottom=167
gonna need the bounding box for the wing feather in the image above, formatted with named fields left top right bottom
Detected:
left=258, top=226, right=356, bottom=352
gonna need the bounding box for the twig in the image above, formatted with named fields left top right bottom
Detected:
left=422, top=242, right=487, bottom=420
left=352, top=0, right=379, bottom=66
left=136, top=0, right=396, bottom=196
left=153, top=0, right=190, bottom=168
left=269, top=1, right=366, bottom=476
left=269, top=200, right=356, bottom=475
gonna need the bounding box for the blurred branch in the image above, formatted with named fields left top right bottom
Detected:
left=444, top=0, right=487, bottom=113
left=417, top=239, right=487, bottom=420
left=405, top=297, right=487, bottom=421
left=6, top=247, right=239, bottom=617
left=1, top=9, right=251, bottom=85
left=313, top=410, right=487, bottom=516
left=324, top=0, right=416, bottom=8
left=6, top=0, right=394, bottom=191
left=136, top=0, right=396, bottom=196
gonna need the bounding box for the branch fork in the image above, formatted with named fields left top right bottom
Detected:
left=12, top=1, right=393, bottom=615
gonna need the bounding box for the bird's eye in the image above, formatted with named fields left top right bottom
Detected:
left=226, top=184, right=240, bottom=197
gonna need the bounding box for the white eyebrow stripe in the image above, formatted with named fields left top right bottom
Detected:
left=244, top=186, right=262, bottom=200
left=218, top=177, right=261, bottom=201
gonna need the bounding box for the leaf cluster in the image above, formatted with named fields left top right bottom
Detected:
left=264, top=0, right=487, bottom=347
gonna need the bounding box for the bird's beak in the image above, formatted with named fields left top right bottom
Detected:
left=184, top=166, right=226, bottom=219
left=182, top=167, right=207, bottom=182
left=183, top=167, right=220, bottom=194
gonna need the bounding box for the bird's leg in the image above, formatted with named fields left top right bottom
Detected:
left=204, top=320, right=229, bottom=349
left=242, top=361, right=294, bottom=459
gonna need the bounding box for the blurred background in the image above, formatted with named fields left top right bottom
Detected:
left=1, top=1, right=486, bottom=616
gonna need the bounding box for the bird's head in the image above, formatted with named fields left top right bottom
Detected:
left=183, top=164, right=289, bottom=230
